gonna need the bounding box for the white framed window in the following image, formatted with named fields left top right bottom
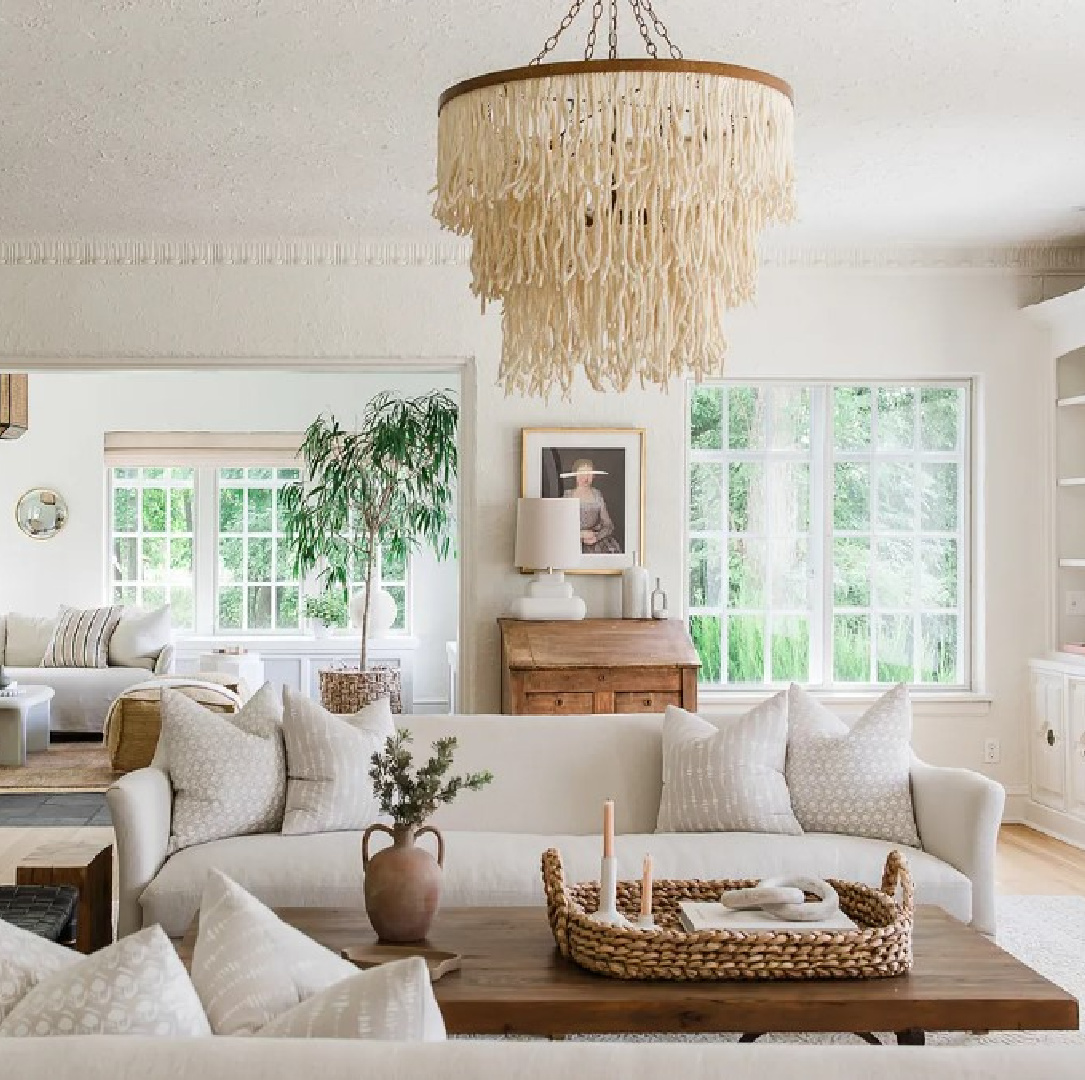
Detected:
left=109, top=467, right=197, bottom=630
left=215, top=467, right=302, bottom=633
left=107, top=455, right=412, bottom=637
left=687, top=381, right=971, bottom=690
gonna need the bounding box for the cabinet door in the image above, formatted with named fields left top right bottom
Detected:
left=1030, top=672, right=1067, bottom=811
left=1068, top=679, right=1085, bottom=820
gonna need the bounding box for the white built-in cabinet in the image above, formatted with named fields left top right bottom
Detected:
left=1029, top=658, right=1085, bottom=832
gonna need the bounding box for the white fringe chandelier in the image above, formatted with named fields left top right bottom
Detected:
left=434, top=0, right=795, bottom=397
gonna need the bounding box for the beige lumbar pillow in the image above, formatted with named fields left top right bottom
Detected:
left=656, top=692, right=802, bottom=835
left=281, top=686, right=395, bottom=836
left=256, top=956, right=446, bottom=1041
left=0, top=926, right=210, bottom=1038
left=191, top=869, right=358, bottom=1036
left=785, top=683, right=921, bottom=848
left=162, top=682, right=286, bottom=854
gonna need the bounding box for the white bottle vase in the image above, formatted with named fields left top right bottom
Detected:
left=621, top=554, right=651, bottom=619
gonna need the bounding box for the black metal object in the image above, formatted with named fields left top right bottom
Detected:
left=0, top=884, right=78, bottom=944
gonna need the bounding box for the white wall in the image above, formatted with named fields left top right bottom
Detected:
left=0, top=258, right=1061, bottom=795
left=0, top=369, right=460, bottom=707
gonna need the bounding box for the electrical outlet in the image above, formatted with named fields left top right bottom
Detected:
left=983, top=738, right=1001, bottom=765
left=1067, top=591, right=1085, bottom=616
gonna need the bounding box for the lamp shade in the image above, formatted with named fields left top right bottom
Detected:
left=514, top=498, right=581, bottom=571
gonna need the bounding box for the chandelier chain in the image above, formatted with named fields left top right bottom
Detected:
left=531, top=0, right=684, bottom=65
left=530, top=0, right=586, bottom=65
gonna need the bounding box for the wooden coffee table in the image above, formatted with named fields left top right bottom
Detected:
left=176, top=905, right=1078, bottom=1045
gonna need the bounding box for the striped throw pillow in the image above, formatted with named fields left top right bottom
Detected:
left=43, top=605, right=123, bottom=668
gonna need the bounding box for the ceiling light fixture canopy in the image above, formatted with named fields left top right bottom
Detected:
left=434, top=0, right=795, bottom=397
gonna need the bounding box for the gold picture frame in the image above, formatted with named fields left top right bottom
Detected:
left=521, top=427, right=646, bottom=575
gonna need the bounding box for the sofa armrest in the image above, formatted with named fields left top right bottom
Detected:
left=910, top=759, right=1005, bottom=937
left=106, top=767, right=172, bottom=938
left=153, top=644, right=175, bottom=675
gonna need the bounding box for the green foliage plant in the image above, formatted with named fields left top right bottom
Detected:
left=303, top=592, right=349, bottom=628
left=280, top=390, right=458, bottom=670
left=370, top=729, right=493, bottom=830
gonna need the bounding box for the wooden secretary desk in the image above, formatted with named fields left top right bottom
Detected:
left=499, top=618, right=700, bottom=715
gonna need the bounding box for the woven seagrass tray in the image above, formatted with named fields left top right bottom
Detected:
left=542, top=847, right=914, bottom=981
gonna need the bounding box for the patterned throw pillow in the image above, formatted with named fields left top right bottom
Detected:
left=785, top=683, right=921, bottom=847
left=192, top=869, right=358, bottom=1035
left=0, top=926, right=210, bottom=1038
left=0, top=917, right=80, bottom=1023
left=281, top=687, right=395, bottom=835
left=42, top=605, right=123, bottom=668
left=655, top=694, right=802, bottom=835
left=162, top=682, right=286, bottom=854
left=256, top=957, right=446, bottom=1041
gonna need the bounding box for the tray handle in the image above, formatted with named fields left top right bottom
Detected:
left=541, top=847, right=572, bottom=958
left=880, top=849, right=915, bottom=916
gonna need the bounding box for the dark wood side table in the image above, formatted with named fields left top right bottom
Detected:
left=499, top=618, right=700, bottom=715
left=17, top=839, right=114, bottom=952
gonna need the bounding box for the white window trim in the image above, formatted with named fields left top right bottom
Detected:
left=684, top=378, right=977, bottom=695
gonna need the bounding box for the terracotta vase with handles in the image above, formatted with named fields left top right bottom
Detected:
left=361, top=823, right=445, bottom=942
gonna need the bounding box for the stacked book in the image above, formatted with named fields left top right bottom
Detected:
left=678, top=901, right=856, bottom=933
left=0, top=682, right=22, bottom=698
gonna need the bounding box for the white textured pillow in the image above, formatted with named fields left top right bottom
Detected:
left=43, top=605, right=123, bottom=668
left=0, top=926, right=211, bottom=1038
left=656, top=694, right=802, bottom=835
left=192, top=869, right=358, bottom=1035
left=0, top=916, right=80, bottom=1023
left=256, top=957, right=445, bottom=1041
left=281, top=687, right=395, bottom=835
left=785, top=683, right=921, bottom=847
left=162, top=682, right=286, bottom=854
left=3, top=612, right=58, bottom=667
left=108, top=605, right=172, bottom=668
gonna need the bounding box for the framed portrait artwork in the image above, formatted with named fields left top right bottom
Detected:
left=521, top=427, right=646, bottom=575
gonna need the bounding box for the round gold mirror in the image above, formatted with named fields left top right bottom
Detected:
left=16, top=488, right=68, bottom=540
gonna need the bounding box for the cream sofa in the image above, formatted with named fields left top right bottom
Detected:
left=0, top=611, right=174, bottom=733
left=2, top=1038, right=1082, bottom=1077
left=108, top=713, right=1005, bottom=940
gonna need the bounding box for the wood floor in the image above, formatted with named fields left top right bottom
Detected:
left=0, top=823, right=1082, bottom=898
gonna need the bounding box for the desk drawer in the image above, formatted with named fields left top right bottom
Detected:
left=522, top=692, right=596, bottom=715
left=614, top=691, right=681, bottom=714
left=522, top=668, right=681, bottom=693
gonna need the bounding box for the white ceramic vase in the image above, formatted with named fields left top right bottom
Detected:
left=310, top=618, right=330, bottom=639
left=350, top=585, right=398, bottom=637
left=621, top=554, right=651, bottom=619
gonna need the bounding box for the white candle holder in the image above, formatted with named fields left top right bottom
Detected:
left=635, top=913, right=657, bottom=931
left=588, top=856, right=633, bottom=928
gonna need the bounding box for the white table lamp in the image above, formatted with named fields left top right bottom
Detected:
left=510, top=498, right=587, bottom=620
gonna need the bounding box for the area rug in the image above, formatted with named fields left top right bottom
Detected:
left=0, top=741, right=118, bottom=792
left=561, top=896, right=1085, bottom=1047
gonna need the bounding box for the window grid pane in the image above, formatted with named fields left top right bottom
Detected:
left=216, top=469, right=300, bottom=632
left=687, top=381, right=969, bottom=691
left=109, top=467, right=196, bottom=631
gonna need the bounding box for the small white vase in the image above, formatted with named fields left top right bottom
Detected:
left=350, top=586, right=398, bottom=636
left=310, top=618, right=330, bottom=639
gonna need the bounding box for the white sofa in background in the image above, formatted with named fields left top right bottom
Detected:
left=2, top=1038, right=1081, bottom=1078
left=0, top=610, right=174, bottom=734
left=108, top=713, right=1005, bottom=939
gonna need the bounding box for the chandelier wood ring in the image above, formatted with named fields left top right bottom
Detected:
left=434, top=1, right=796, bottom=398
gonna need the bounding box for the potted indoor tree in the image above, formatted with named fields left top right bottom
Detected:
left=281, top=389, right=458, bottom=712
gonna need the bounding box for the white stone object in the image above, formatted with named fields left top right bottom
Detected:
left=720, top=885, right=807, bottom=910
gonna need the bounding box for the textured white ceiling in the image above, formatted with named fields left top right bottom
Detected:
left=1, top=0, right=1084, bottom=247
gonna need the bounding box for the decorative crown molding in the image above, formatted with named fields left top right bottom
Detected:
left=0, top=237, right=1083, bottom=272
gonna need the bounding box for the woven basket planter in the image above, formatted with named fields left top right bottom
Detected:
left=318, top=666, right=402, bottom=714
left=542, top=847, right=914, bottom=981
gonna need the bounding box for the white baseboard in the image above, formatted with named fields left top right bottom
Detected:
left=1002, top=790, right=1030, bottom=824
left=413, top=697, right=451, bottom=715
left=1018, top=800, right=1085, bottom=850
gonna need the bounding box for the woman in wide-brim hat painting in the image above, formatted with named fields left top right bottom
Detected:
left=561, top=458, right=622, bottom=555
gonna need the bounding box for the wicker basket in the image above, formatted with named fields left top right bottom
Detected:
left=318, top=666, right=402, bottom=714
left=541, top=847, right=914, bottom=981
